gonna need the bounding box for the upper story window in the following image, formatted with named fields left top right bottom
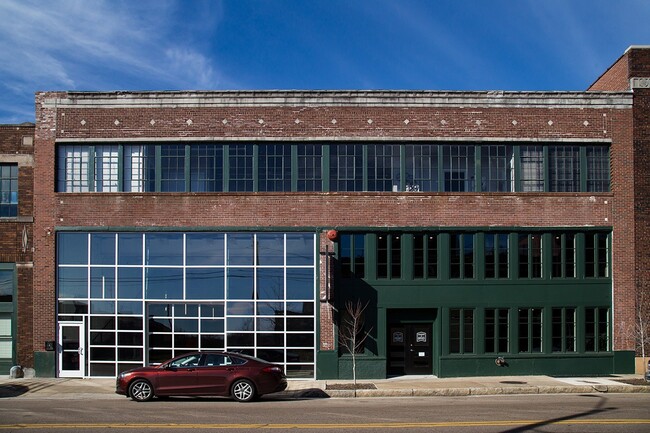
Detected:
left=56, top=142, right=610, bottom=193
left=0, top=164, right=18, bottom=217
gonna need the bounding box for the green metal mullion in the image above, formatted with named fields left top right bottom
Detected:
left=117, top=145, right=124, bottom=192
left=475, top=145, right=482, bottom=192
left=439, top=232, right=450, bottom=280
left=402, top=234, right=413, bottom=280
left=322, top=145, right=330, bottom=192
left=543, top=146, right=550, bottom=192
left=437, top=145, right=444, bottom=192
left=476, top=308, right=485, bottom=354
left=560, top=233, right=567, bottom=278
left=400, top=145, right=406, bottom=192
left=579, top=146, right=588, bottom=192
left=253, top=145, right=259, bottom=193
left=291, top=144, right=298, bottom=191
left=362, top=144, right=368, bottom=192
left=223, top=145, right=230, bottom=192
left=513, top=146, right=521, bottom=192
left=576, top=306, right=586, bottom=353
left=542, top=232, right=552, bottom=280
left=476, top=232, right=485, bottom=280
left=155, top=146, right=162, bottom=192
left=184, top=145, right=191, bottom=192
left=88, top=145, right=96, bottom=192
left=576, top=232, right=585, bottom=279
left=366, top=234, right=377, bottom=280
left=509, top=233, right=517, bottom=280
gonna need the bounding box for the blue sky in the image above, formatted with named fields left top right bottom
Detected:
left=1, top=0, right=649, bottom=123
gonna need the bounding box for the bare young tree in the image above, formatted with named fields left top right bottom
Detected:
left=622, top=286, right=650, bottom=376
left=339, top=300, right=372, bottom=396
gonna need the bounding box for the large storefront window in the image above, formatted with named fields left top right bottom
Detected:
left=57, top=232, right=317, bottom=378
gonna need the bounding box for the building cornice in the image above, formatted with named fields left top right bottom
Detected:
left=41, top=90, right=633, bottom=110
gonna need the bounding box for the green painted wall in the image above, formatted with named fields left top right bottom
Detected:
left=34, top=352, right=56, bottom=377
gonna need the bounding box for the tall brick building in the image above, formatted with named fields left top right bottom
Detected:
left=0, top=123, right=34, bottom=374
left=16, top=46, right=650, bottom=378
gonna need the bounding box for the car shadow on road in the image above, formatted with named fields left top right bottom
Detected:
left=0, top=384, right=29, bottom=398
left=500, top=395, right=616, bottom=433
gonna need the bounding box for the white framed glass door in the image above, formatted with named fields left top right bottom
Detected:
left=58, top=322, right=85, bottom=377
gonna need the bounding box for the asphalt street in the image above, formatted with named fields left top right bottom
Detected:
left=1, top=393, right=649, bottom=432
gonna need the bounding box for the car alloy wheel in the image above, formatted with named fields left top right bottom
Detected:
left=231, top=379, right=256, bottom=402
left=129, top=379, right=154, bottom=402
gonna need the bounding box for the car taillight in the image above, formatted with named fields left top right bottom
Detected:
left=262, top=366, right=282, bottom=374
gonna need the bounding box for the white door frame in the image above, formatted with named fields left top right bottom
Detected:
left=58, top=321, right=85, bottom=378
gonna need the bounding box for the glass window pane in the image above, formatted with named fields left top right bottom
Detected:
left=442, top=145, right=475, bottom=192
left=520, top=146, right=544, bottom=192
left=257, top=268, right=284, bottom=300
left=145, top=268, right=183, bottom=299
left=186, top=268, right=225, bottom=300
left=90, top=267, right=115, bottom=298
left=145, top=233, right=183, bottom=265
left=90, top=233, right=115, bottom=265
left=0, top=270, right=13, bottom=303
left=286, top=234, right=314, bottom=266
left=58, top=233, right=88, bottom=264
left=94, top=145, right=119, bottom=192
left=368, top=144, right=400, bottom=192
left=117, top=268, right=142, bottom=299
left=257, top=233, right=284, bottom=266
left=405, top=145, right=438, bottom=192
left=160, top=145, right=185, bottom=192
left=227, top=268, right=254, bottom=299
left=297, top=144, right=322, bottom=191
left=259, top=144, right=291, bottom=192
left=286, top=268, right=314, bottom=300
left=228, top=145, right=254, bottom=192
left=330, top=144, right=363, bottom=191
left=186, top=233, right=224, bottom=266
left=58, top=267, right=88, bottom=298
left=480, top=145, right=513, bottom=192
left=124, top=145, right=155, bottom=192
left=227, top=233, right=254, bottom=265
left=190, top=144, right=223, bottom=192
left=118, top=233, right=143, bottom=265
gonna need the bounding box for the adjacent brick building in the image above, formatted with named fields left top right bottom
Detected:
left=0, top=123, right=34, bottom=373
left=13, top=46, right=650, bottom=378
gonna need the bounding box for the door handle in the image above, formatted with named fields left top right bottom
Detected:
left=78, top=347, right=83, bottom=356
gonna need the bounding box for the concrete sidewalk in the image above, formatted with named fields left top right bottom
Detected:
left=0, top=375, right=648, bottom=399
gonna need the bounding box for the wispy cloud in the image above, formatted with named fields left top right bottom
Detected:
left=0, top=0, right=231, bottom=122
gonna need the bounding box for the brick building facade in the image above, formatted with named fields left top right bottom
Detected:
left=8, top=46, right=648, bottom=378
left=0, top=123, right=34, bottom=373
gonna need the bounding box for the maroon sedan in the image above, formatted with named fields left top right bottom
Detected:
left=116, top=351, right=287, bottom=402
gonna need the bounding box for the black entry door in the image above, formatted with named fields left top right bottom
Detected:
left=388, top=323, right=432, bottom=375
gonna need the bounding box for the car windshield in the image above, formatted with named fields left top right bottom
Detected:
left=167, top=354, right=201, bottom=368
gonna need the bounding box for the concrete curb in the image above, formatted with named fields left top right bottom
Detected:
left=321, top=384, right=650, bottom=398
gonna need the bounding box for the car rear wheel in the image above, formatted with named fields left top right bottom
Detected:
left=231, top=379, right=256, bottom=402
left=129, top=379, right=154, bottom=402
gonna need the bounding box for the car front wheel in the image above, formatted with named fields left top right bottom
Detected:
left=231, top=379, right=256, bottom=402
left=129, top=379, right=154, bottom=402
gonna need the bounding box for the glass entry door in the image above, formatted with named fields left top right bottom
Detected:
left=388, top=323, right=432, bottom=375
left=58, top=322, right=85, bottom=377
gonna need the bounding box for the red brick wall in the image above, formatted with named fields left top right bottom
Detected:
left=589, top=52, right=630, bottom=91
left=0, top=124, right=34, bottom=367
left=34, top=91, right=637, bottom=358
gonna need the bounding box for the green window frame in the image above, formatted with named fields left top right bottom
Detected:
left=449, top=308, right=474, bottom=354
left=518, top=233, right=543, bottom=279
left=552, top=307, right=576, bottom=353
left=585, top=307, right=610, bottom=352
left=0, top=164, right=19, bottom=217
left=518, top=307, right=543, bottom=353
left=339, top=234, right=365, bottom=279
left=485, top=233, right=509, bottom=279
left=56, top=143, right=611, bottom=194
left=449, top=233, right=474, bottom=279
left=485, top=308, right=509, bottom=354
left=585, top=232, right=609, bottom=278
left=377, top=233, right=402, bottom=279
left=551, top=232, right=576, bottom=278
left=413, top=233, right=438, bottom=279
